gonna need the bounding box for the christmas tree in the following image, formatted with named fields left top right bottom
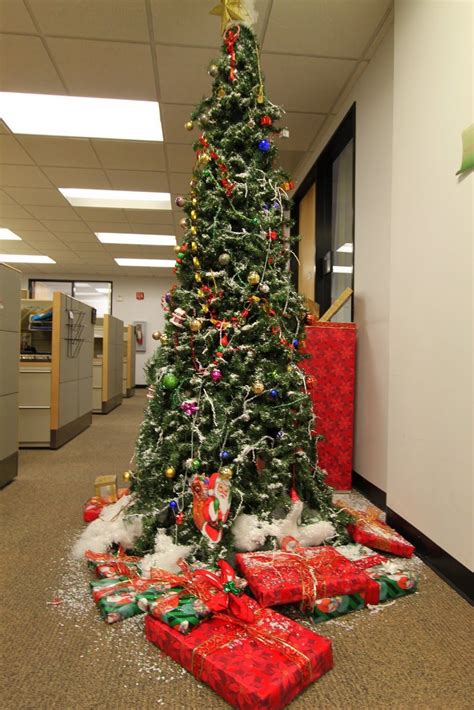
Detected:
left=131, top=11, right=349, bottom=562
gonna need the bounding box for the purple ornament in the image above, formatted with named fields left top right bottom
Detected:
left=175, top=196, right=185, bottom=207
left=211, top=368, right=222, bottom=382
left=258, top=139, right=271, bottom=152
left=165, top=292, right=171, bottom=304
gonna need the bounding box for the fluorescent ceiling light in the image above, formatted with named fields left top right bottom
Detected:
left=0, top=92, right=162, bottom=141
left=0, top=254, right=55, bottom=264
left=115, top=258, right=175, bottom=268
left=96, top=232, right=176, bottom=246
left=75, top=282, right=90, bottom=287
left=332, top=265, right=353, bottom=274
left=59, top=188, right=171, bottom=210
left=0, top=228, right=22, bottom=241
left=74, top=292, right=104, bottom=297
left=336, top=243, right=353, bottom=253
left=95, top=287, right=111, bottom=293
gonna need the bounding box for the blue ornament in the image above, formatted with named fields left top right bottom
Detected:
left=270, top=388, right=278, bottom=398
left=262, top=203, right=269, bottom=211
left=272, top=201, right=280, bottom=209
left=220, top=451, right=231, bottom=461
left=169, top=500, right=178, bottom=510
left=292, top=338, right=299, bottom=348
left=258, top=139, right=271, bottom=152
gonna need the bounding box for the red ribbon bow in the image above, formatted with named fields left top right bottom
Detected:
left=225, top=26, right=240, bottom=81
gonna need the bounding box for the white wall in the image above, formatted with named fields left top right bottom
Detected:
left=387, top=0, right=473, bottom=570
left=20, top=273, right=175, bottom=385
left=295, top=24, right=395, bottom=494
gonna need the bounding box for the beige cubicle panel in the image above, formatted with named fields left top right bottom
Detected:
left=93, top=314, right=124, bottom=414
left=19, top=292, right=94, bottom=448
left=0, top=264, right=20, bottom=486
left=123, top=324, right=136, bottom=398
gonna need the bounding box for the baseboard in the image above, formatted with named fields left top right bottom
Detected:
left=352, top=470, right=387, bottom=509
left=386, top=508, right=473, bottom=605
left=50, top=412, right=92, bottom=449
left=125, top=387, right=136, bottom=398
left=0, top=451, right=18, bottom=488
left=98, top=393, right=123, bottom=414
left=135, top=384, right=147, bottom=389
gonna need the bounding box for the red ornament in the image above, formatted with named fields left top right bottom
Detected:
left=271, top=325, right=280, bottom=334
left=199, top=136, right=209, bottom=147
left=241, top=308, right=250, bottom=318
left=220, top=334, right=228, bottom=347
left=268, top=230, right=278, bottom=241
left=260, top=115, right=272, bottom=126
left=210, top=151, right=218, bottom=160
left=305, top=313, right=316, bottom=325
left=290, top=487, right=301, bottom=502
left=176, top=512, right=184, bottom=525
left=255, top=456, right=265, bottom=472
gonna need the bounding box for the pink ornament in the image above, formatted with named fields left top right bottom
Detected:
left=211, top=368, right=222, bottom=382
left=180, top=399, right=198, bottom=416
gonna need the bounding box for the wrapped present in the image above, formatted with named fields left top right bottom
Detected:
left=145, top=598, right=333, bottom=710
left=310, top=569, right=419, bottom=623
left=335, top=502, right=415, bottom=558
left=94, top=474, right=117, bottom=502
left=90, top=576, right=167, bottom=624
left=235, top=537, right=380, bottom=609
left=83, top=487, right=129, bottom=523
left=85, top=547, right=142, bottom=578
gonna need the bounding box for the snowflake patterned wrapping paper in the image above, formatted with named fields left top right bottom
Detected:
left=300, top=322, right=356, bottom=490
left=235, top=542, right=380, bottom=608
left=145, top=599, right=333, bottom=710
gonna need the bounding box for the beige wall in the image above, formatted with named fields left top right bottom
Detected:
left=387, top=0, right=473, bottom=570
left=298, top=183, right=316, bottom=301
left=294, top=24, right=395, bottom=494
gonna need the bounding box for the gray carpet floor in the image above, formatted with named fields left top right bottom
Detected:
left=1, top=390, right=472, bottom=709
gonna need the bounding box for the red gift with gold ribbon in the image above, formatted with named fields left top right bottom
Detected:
left=235, top=537, right=380, bottom=608
left=145, top=596, right=333, bottom=710
left=335, top=502, right=415, bottom=558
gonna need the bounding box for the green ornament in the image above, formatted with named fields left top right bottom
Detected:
left=178, top=251, right=185, bottom=259
left=191, top=458, right=201, bottom=471
left=162, top=372, right=178, bottom=390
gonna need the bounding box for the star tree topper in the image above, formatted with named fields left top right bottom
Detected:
left=210, top=0, right=250, bottom=34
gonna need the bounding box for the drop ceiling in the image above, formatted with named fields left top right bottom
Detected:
left=0, top=0, right=392, bottom=277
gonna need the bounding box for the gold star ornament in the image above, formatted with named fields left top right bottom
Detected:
left=210, top=0, right=250, bottom=34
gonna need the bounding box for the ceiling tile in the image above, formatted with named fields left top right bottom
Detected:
left=42, top=166, right=110, bottom=189
left=47, top=37, right=157, bottom=100
left=92, top=140, right=166, bottom=171
left=278, top=150, right=307, bottom=175
left=160, top=104, right=196, bottom=145
left=70, top=242, right=105, bottom=252
left=165, top=144, right=194, bottom=173
left=277, top=112, right=326, bottom=152
left=22, top=236, right=66, bottom=248
left=41, top=219, right=91, bottom=232
left=0, top=34, right=65, bottom=94
left=24, top=205, right=82, bottom=221
left=151, top=0, right=270, bottom=47
left=0, top=121, right=11, bottom=134
left=2, top=187, right=68, bottom=206
left=155, top=45, right=216, bottom=104
left=80, top=220, right=132, bottom=233
left=106, top=169, right=169, bottom=192
left=262, top=54, right=356, bottom=113
left=0, top=164, right=52, bottom=188
left=126, top=209, right=173, bottom=225
left=52, top=231, right=95, bottom=242
left=0, top=136, right=35, bottom=165
left=169, top=173, right=192, bottom=194
left=0, top=219, right=47, bottom=234
left=0, top=189, right=16, bottom=205
left=29, top=0, right=150, bottom=41
left=75, top=207, right=128, bottom=222
left=0, top=1, right=38, bottom=33
left=263, top=0, right=391, bottom=59
left=17, top=136, right=101, bottom=168
left=0, top=203, right=35, bottom=219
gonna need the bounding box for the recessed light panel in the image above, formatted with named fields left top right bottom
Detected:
left=332, top=265, right=353, bottom=274
left=96, top=232, right=176, bottom=246
left=115, top=258, right=175, bottom=268
left=0, top=254, right=55, bottom=264
left=0, top=228, right=22, bottom=241
left=59, top=188, right=171, bottom=210
left=336, top=243, right=353, bottom=253
left=0, top=92, right=163, bottom=141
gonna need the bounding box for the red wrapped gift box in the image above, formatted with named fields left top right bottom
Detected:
left=235, top=539, right=380, bottom=608
left=336, top=503, right=414, bottom=558
left=145, top=599, right=333, bottom=710
left=300, top=322, right=356, bottom=490
left=83, top=488, right=130, bottom=523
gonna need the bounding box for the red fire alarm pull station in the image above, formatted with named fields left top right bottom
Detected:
left=136, top=292, right=144, bottom=300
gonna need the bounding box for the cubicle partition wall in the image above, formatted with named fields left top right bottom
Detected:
left=19, top=292, right=94, bottom=448
left=123, top=325, right=136, bottom=398
left=0, top=264, right=20, bottom=486
left=93, top=314, right=124, bottom=414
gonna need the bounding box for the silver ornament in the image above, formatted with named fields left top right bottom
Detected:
left=218, top=253, right=231, bottom=266
left=260, top=283, right=270, bottom=294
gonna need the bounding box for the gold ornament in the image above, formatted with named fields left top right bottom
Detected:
left=217, top=87, right=226, bottom=98
left=193, top=256, right=200, bottom=268
left=197, top=289, right=204, bottom=298
left=209, top=0, right=249, bottom=34
left=195, top=272, right=202, bottom=283
left=189, top=318, right=203, bottom=333
left=200, top=304, right=209, bottom=313
left=190, top=226, right=197, bottom=235
left=123, top=470, right=132, bottom=482
left=191, top=241, right=198, bottom=252
left=165, top=466, right=176, bottom=479
left=174, top=244, right=182, bottom=254
left=179, top=217, right=188, bottom=230
left=152, top=330, right=162, bottom=341
left=184, top=120, right=194, bottom=131
left=190, top=209, right=197, bottom=220
left=198, top=153, right=211, bottom=167
left=160, top=334, right=169, bottom=345
left=252, top=381, right=265, bottom=395
left=219, top=466, right=233, bottom=480
left=208, top=64, right=219, bottom=77
left=247, top=271, right=260, bottom=285
left=192, top=197, right=198, bottom=206
left=250, top=295, right=260, bottom=303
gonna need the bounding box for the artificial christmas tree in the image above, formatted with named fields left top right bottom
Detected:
left=128, top=15, right=350, bottom=563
